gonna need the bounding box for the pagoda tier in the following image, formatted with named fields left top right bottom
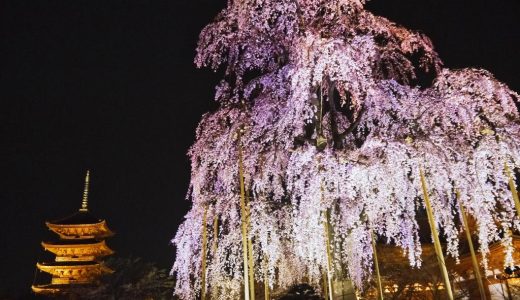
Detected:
left=36, top=261, right=113, bottom=285
left=31, top=285, right=62, bottom=295
left=42, top=239, right=114, bottom=261
left=46, top=211, right=114, bottom=239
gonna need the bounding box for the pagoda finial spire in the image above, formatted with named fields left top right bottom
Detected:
left=80, top=170, right=90, bottom=212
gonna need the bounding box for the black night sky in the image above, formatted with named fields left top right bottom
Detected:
left=1, top=0, right=519, bottom=297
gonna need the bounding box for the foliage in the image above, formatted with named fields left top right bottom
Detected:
left=172, top=0, right=520, bottom=299
left=84, top=257, right=176, bottom=300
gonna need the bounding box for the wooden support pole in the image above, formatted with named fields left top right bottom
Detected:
left=370, top=229, right=384, bottom=300
left=457, top=190, right=487, bottom=300
left=201, top=205, right=208, bottom=300
left=322, top=270, right=329, bottom=300
left=324, top=209, right=334, bottom=300
left=238, top=129, right=251, bottom=300
left=248, top=236, right=256, bottom=300
left=246, top=190, right=256, bottom=300
left=264, top=256, right=270, bottom=300
left=213, top=214, right=218, bottom=255
left=505, top=164, right=520, bottom=217
left=419, top=168, right=454, bottom=300
left=211, top=211, right=219, bottom=299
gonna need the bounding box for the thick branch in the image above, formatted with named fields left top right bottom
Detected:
left=338, top=105, right=366, bottom=140
left=327, top=81, right=343, bottom=149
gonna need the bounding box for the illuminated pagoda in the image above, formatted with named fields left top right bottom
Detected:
left=32, top=171, right=114, bottom=296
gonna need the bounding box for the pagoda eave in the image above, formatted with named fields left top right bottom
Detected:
left=41, top=240, right=114, bottom=259
left=31, top=284, right=62, bottom=295
left=36, top=262, right=114, bottom=277
left=46, top=220, right=114, bottom=239
left=32, top=283, right=98, bottom=295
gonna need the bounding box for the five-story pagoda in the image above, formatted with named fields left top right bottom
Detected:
left=32, top=171, right=115, bottom=296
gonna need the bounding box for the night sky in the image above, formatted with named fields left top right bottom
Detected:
left=1, top=0, right=519, bottom=297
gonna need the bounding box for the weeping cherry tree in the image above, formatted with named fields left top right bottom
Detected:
left=171, top=0, right=520, bottom=299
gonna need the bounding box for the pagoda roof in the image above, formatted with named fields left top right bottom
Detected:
left=31, top=284, right=63, bottom=295
left=32, top=283, right=98, bottom=295
left=43, top=238, right=103, bottom=245
left=43, top=171, right=115, bottom=239
left=36, top=261, right=113, bottom=276
left=48, top=210, right=105, bottom=225
left=38, top=260, right=100, bottom=266
left=46, top=212, right=114, bottom=239
left=41, top=239, right=114, bottom=259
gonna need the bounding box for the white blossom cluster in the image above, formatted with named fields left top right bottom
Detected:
left=171, top=1, right=520, bottom=299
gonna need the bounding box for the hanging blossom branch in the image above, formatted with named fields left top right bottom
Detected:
left=172, top=0, right=520, bottom=299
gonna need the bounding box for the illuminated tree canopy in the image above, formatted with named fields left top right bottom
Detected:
left=171, top=1, right=520, bottom=299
